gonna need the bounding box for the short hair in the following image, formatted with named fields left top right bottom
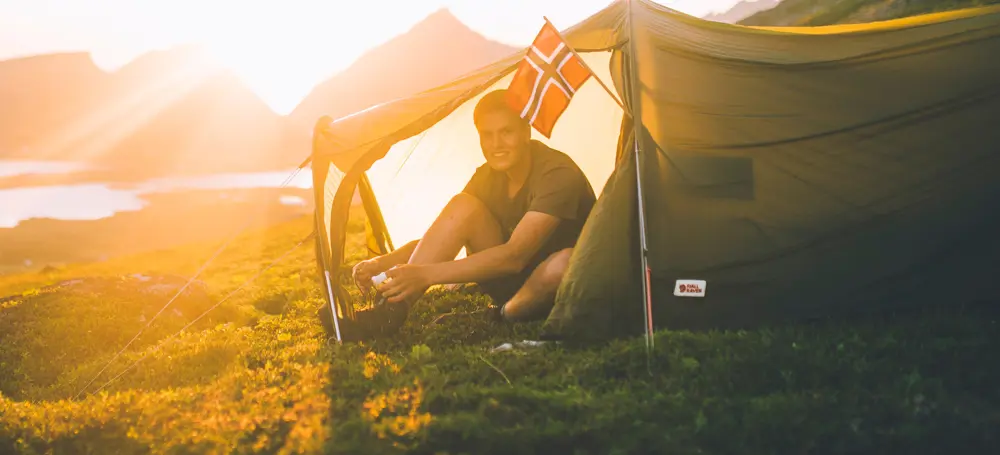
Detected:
left=473, top=89, right=527, bottom=127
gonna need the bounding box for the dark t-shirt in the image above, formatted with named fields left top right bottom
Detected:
left=462, top=140, right=597, bottom=268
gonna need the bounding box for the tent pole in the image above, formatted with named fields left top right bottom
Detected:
left=312, top=117, right=343, bottom=344
left=323, top=269, right=343, bottom=343
left=626, top=0, right=655, bottom=361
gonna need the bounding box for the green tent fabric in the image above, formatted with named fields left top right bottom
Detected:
left=309, top=0, right=1000, bottom=342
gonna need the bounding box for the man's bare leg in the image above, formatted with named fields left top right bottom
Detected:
left=408, top=193, right=503, bottom=263
left=500, top=248, right=573, bottom=321
left=393, top=194, right=503, bottom=304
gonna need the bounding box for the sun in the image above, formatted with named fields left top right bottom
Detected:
left=204, top=43, right=333, bottom=116
left=200, top=26, right=358, bottom=117
left=188, top=2, right=453, bottom=116
left=188, top=3, right=368, bottom=116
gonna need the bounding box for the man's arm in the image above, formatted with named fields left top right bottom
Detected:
left=424, top=211, right=561, bottom=285
left=374, top=240, right=418, bottom=269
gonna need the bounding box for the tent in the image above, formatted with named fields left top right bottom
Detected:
left=308, top=0, right=1000, bottom=343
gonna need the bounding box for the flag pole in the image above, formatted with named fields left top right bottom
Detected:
left=542, top=16, right=625, bottom=111
left=624, top=0, right=656, bottom=368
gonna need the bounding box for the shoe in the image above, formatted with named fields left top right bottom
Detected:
left=317, top=300, right=411, bottom=343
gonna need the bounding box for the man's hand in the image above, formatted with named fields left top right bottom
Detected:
left=351, top=240, right=420, bottom=295
left=352, top=258, right=385, bottom=295
left=380, top=264, right=433, bottom=304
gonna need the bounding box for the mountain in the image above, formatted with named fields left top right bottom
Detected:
left=703, top=0, right=782, bottom=23
left=740, top=0, right=1000, bottom=26
left=107, top=45, right=292, bottom=174
left=289, top=9, right=518, bottom=129
left=0, top=52, right=109, bottom=156
left=0, top=45, right=293, bottom=177
left=88, top=69, right=291, bottom=176
left=59, top=46, right=294, bottom=176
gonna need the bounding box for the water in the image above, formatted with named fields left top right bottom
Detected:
left=0, top=160, right=91, bottom=178
left=0, top=161, right=314, bottom=228
left=126, top=171, right=312, bottom=193
left=0, top=184, right=148, bottom=228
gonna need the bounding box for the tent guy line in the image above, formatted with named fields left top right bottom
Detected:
left=85, top=231, right=316, bottom=398
left=74, top=166, right=307, bottom=400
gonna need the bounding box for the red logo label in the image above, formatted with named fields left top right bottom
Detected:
left=679, top=284, right=702, bottom=293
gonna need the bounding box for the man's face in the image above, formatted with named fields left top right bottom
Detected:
left=476, top=109, right=531, bottom=172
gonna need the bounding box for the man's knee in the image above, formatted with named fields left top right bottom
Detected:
left=442, top=193, right=488, bottom=221
left=536, top=248, right=573, bottom=288
left=442, top=193, right=503, bottom=251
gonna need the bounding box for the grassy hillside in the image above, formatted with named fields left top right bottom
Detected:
left=740, top=0, right=1000, bottom=26
left=2, top=211, right=999, bottom=453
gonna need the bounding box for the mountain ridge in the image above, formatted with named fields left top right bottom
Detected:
left=703, top=0, right=782, bottom=23
left=288, top=8, right=518, bottom=126
left=0, top=7, right=516, bottom=180
left=739, top=0, right=1000, bottom=26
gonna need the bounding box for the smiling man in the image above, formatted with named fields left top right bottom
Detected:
left=335, top=89, right=597, bottom=341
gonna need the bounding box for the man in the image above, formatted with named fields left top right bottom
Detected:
left=334, top=89, right=596, bottom=341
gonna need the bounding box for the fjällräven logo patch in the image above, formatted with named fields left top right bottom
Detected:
left=674, top=279, right=706, bottom=297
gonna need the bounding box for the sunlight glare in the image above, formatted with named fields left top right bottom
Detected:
left=35, top=54, right=220, bottom=162
left=194, top=1, right=451, bottom=115
left=4, top=1, right=749, bottom=116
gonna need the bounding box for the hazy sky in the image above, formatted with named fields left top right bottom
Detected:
left=1, top=0, right=750, bottom=113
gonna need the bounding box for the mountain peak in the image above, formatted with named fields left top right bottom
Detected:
left=420, top=8, right=461, bottom=25
left=289, top=6, right=517, bottom=126
left=409, top=7, right=471, bottom=35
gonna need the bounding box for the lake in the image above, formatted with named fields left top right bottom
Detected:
left=0, top=160, right=91, bottom=179
left=0, top=160, right=313, bottom=228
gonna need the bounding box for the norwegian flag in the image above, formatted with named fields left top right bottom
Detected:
left=505, top=21, right=593, bottom=138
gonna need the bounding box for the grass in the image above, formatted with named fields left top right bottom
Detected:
left=1, top=210, right=999, bottom=454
